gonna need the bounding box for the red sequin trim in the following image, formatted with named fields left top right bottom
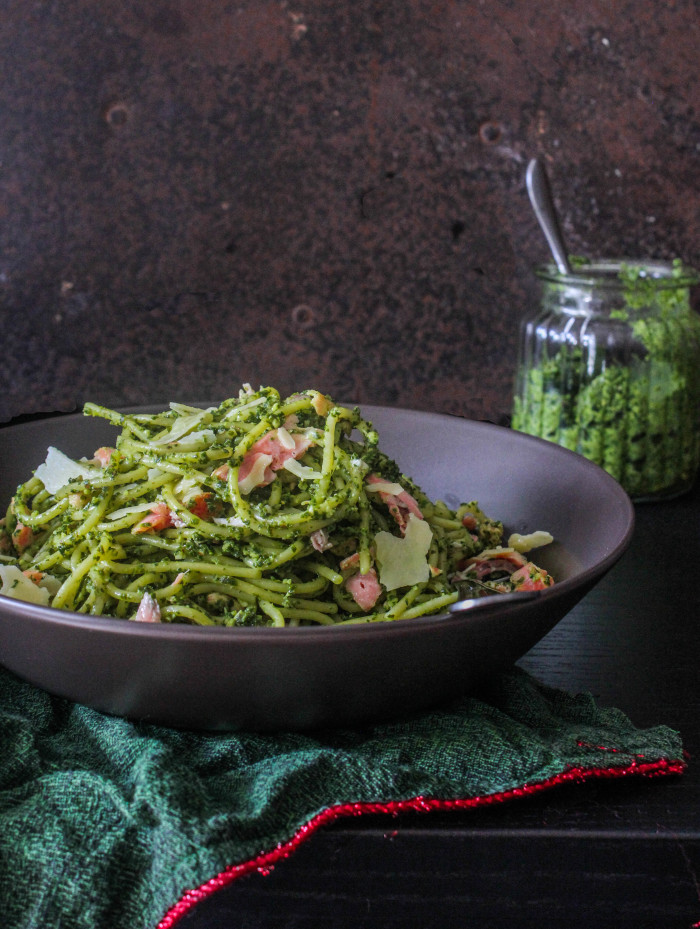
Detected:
left=157, top=756, right=686, bottom=928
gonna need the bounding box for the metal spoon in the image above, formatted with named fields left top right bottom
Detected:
left=448, top=588, right=541, bottom=615
left=526, top=158, right=572, bottom=275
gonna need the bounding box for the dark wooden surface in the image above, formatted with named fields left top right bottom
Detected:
left=176, top=482, right=700, bottom=929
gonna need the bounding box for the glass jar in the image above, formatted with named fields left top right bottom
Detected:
left=512, top=259, right=700, bottom=501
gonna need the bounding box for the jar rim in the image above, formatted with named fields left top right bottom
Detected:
left=535, top=259, right=699, bottom=289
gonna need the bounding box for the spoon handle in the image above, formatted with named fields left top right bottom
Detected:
left=526, top=158, right=572, bottom=275
left=448, top=588, right=541, bottom=615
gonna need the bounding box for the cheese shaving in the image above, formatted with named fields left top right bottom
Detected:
left=0, top=565, right=51, bottom=605
left=223, top=396, right=266, bottom=419
left=365, top=480, right=405, bottom=496
left=374, top=514, right=433, bottom=591
left=213, top=515, right=246, bottom=528
left=238, top=454, right=273, bottom=494
left=507, top=530, right=554, bottom=553
left=151, top=410, right=210, bottom=446
left=277, top=426, right=296, bottom=450
left=160, top=429, right=215, bottom=451
left=174, top=476, right=204, bottom=502
left=34, top=446, right=97, bottom=494
left=283, top=459, right=322, bottom=480
left=105, top=502, right=158, bottom=521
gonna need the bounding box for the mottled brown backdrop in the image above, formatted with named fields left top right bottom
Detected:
left=1, top=0, right=698, bottom=424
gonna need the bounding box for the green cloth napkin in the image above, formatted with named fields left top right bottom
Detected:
left=0, top=665, right=683, bottom=929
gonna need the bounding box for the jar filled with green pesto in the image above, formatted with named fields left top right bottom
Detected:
left=512, top=259, right=700, bottom=501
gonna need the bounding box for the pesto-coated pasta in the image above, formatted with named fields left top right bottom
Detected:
left=0, top=386, right=554, bottom=626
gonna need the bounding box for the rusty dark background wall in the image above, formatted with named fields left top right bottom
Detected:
left=1, top=0, right=698, bottom=424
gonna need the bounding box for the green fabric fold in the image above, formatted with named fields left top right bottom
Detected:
left=0, top=665, right=683, bottom=929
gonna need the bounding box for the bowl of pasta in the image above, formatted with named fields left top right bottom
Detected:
left=0, top=387, right=634, bottom=730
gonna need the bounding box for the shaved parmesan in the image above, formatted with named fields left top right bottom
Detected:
left=277, top=426, right=296, bottom=450
left=374, top=514, right=433, bottom=591
left=365, top=480, right=405, bottom=496
left=161, top=429, right=215, bottom=451
left=507, top=531, right=554, bottom=553
left=476, top=546, right=515, bottom=558
left=174, top=476, right=204, bottom=502
left=105, top=502, right=157, bottom=521
left=223, top=396, right=266, bottom=419
left=38, top=573, right=61, bottom=597
left=151, top=410, right=210, bottom=446
left=283, top=459, right=322, bottom=481
left=0, top=565, right=51, bottom=605
left=34, top=446, right=96, bottom=494
left=238, top=454, right=273, bottom=494
left=213, top=515, right=246, bottom=528
left=133, top=591, right=161, bottom=623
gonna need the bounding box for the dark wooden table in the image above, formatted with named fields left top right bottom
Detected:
left=178, top=482, right=700, bottom=929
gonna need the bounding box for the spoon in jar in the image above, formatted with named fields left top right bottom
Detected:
left=526, top=158, right=572, bottom=275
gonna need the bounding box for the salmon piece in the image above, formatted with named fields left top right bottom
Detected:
left=22, top=569, right=45, bottom=584
left=339, top=552, right=360, bottom=572
left=345, top=568, right=382, bottom=611
left=12, top=522, right=34, bottom=552
left=309, top=391, right=333, bottom=416
left=132, top=502, right=176, bottom=534
left=188, top=493, right=223, bottom=521
left=510, top=563, right=554, bottom=591
left=366, top=474, right=423, bottom=535
left=310, top=528, right=333, bottom=552
left=238, top=428, right=313, bottom=493
left=133, top=592, right=162, bottom=622
left=458, top=549, right=527, bottom=576
left=93, top=446, right=116, bottom=467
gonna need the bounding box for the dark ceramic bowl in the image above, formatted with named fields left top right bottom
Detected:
left=0, top=405, right=634, bottom=731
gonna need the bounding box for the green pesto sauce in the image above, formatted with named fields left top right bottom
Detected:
left=512, top=262, right=700, bottom=499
